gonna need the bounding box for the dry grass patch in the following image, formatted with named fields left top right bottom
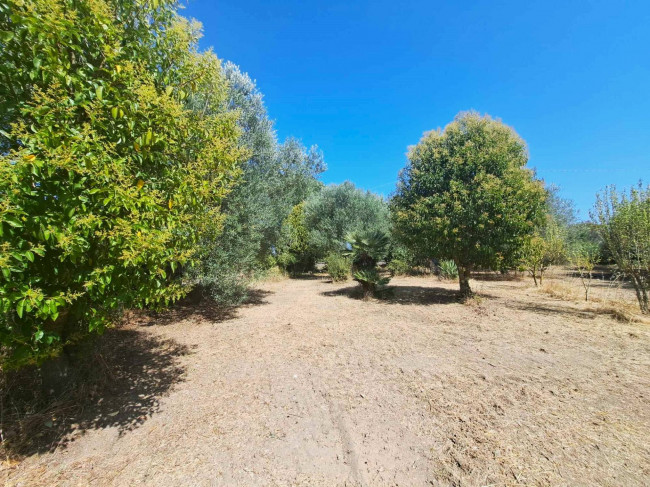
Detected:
left=540, top=279, right=647, bottom=323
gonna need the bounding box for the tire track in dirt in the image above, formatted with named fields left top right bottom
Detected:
left=321, top=385, right=365, bottom=487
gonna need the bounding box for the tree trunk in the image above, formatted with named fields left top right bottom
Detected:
left=457, top=264, right=473, bottom=299
left=362, top=281, right=374, bottom=300
left=631, top=274, right=649, bottom=314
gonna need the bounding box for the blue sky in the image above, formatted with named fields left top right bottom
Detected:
left=181, top=0, right=649, bottom=219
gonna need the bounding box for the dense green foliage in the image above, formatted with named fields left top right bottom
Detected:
left=346, top=230, right=391, bottom=298
left=274, top=182, right=389, bottom=273
left=276, top=202, right=318, bottom=274
left=304, top=182, right=389, bottom=258
left=592, top=183, right=650, bottom=313
left=438, top=260, right=459, bottom=280
left=391, top=112, right=547, bottom=297
left=520, top=217, right=567, bottom=285
left=0, top=0, right=246, bottom=368
left=386, top=242, right=428, bottom=275
left=386, top=258, right=411, bottom=276
left=324, top=253, right=350, bottom=282
left=346, top=230, right=390, bottom=270
left=188, top=62, right=324, bottom=305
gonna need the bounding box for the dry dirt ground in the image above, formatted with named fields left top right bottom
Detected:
left=3, top=276, right=650, bottom=486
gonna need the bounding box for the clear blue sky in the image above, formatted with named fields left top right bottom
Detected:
left=181, top=0, right=649, bottom=219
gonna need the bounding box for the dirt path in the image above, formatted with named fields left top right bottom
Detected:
left=3, top=276, right=650, bottom=486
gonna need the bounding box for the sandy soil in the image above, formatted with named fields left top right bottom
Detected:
left=3, top=276, right=650, bottom=486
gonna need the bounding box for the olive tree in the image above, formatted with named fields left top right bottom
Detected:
left=304, top=182, right=389, bottom=258
left=391, top=112, right=547, bottom=298
left=188, top=62, right=324, bottom=305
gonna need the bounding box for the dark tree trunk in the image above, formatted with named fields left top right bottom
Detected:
left=631, top=273, right=649, bottom=314
left=457, top=264, right=473, bottom=299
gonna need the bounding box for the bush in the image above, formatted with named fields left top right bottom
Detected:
left=569, top=243, right=600, bottom=301
left=325, top=253, right=350, bottom=282
left=387, top=259, right=411, bottom=276
left=439, top=260, right=459, bottom=280
left=0, top=0, right=245, bottom=368
left=276, top=203, right=317, bottom=274
left=592, top=183, right=650, bottom=313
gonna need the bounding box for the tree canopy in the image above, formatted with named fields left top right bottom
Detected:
left=304, top=181, right=389, bottom=257
left=0, top=0, right=246, bottom=367
left=391, top=112, right=547, bottom=296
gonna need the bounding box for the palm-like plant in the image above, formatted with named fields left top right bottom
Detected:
left=345, top=230, right=391, bottom=298
left=345, top=230, right=390, bottom=269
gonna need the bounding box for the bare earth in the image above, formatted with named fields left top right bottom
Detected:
left=3, top=276, right=650, bottom=486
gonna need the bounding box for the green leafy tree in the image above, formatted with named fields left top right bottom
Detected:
left=520, top=217, right=567, bottom=286
left=569, top=243, right=599, bottom=301
left=276, top=202, right=317, bottom=274
left=188, top=62, right=324, bottom=305
left=391, top=112, right=547, bottom=298
left=592, top=183, right=650, bottom=313
left=304, top=182, right=389, bottom=258
left=0, top=0, right=245, bottom=368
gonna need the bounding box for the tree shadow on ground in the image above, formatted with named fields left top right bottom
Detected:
left=1, top=327, right=189, bottom=459
left=288, top=273, right=328, bottom=281
left=141, top=288, right=273, bottom=326
left=321, top=284, right=474, bottom=305
left=506, top=300, right=599, bottom=320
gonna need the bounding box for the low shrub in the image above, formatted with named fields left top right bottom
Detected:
left=387, top=259, right=411, bottom=276
left=325, top=253, right=350, bottom=282
left=439, top=260, right=459, bottom=280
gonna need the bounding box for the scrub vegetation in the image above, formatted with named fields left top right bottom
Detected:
left=1, top=1, right=648, bottom=484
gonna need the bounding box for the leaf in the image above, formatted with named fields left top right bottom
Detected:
left=96, top=85, right=103, bottom=100
left=34, top=330, right=44, bottom=341
left=0, top=30, right=14, bottom=42
left=25, top=250, right=34, bottom=262
left=137, top=179, right=145, bottom=190
left=168, top=199, right=173, bottom=210
left=4, top=217, right=23, bottom=228
left=165, top=85, right=173, bottom=96
left=16, top=300, right=24, bottom=318
left=111, top=107, right=119, bottom=119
